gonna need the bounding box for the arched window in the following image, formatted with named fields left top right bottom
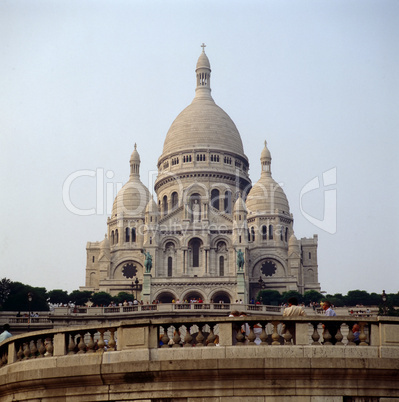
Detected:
left=92, top=256, right=95, bottom=263
left=280, top=226, right=283, bottom=241
left=163, top=195, right=168, bottom=216
left=211, top=189, right=220, bottom=210
left=285, top=227, right=288, bottom=242
left=190, top=238, right=201, bottom=267
left=125, top=227, right=130, bottom=242
left=219, top=256, right=224, bottom=276
left=269, top=225, right=273, bottom=240
left=171, top=192, right=178, bottom=210
left=115, top=229, right=119, bottom=244
left=262, top=225, right=267, bottom=240
left=224, top=190, right=232, bottom=213
left=111, top=231, right=115, bottom=245
left=168, top=257, right=173, bottom=277
left=247, top=229, right=251, bottom=242
left=131, top=228, right=136, bottom=243
left=251, top=227, right=255, bottom=242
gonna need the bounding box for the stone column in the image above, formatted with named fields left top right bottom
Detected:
left=142, top=273, right=151, bottom=303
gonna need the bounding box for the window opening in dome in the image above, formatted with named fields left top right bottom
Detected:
left=211, top=189, right=220, bottom=210
left=92, top=256, right=95, bottom=263
left=125, top=227, right=130, bottom=242
left=262, top=225, right=267, bottom=240
left=269, top=225, right=273, bottom=240
left=280, top=226, right=283, bottom=241
left=251, top=227, right=255, bottom=242
left=224, top=190, right=232, bottom=213
left=132, top=228, right=136, bottom=243
left=239, top=235, right=241, bottom=244
left=150, top=237, right=152, bottom=245
left=168, top=257, right=173, bottom=277
left=285, top=227, right=288, bottom=242
left=115, top=229, right=119, bottom=244
left=309, top=252, right=311, bottom=259
left=171, top=192, right=178, bottom=210
left=219, top=256, right=224, bottom=277
left=111, top=231, right=115, bottom=244
left=163, top=195, right=168, bottom=216
left=247, top=229, right=251, bottom=242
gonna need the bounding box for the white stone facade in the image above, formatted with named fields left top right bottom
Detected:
left=80, top=49, right=321, bottom=302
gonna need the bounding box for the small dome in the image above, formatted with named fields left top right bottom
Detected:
left=246, top=143, right=290, bottom=215
left=145, top=197, right=159, bottom=214
left=111, top=178, right=150, bottom=218
left=130, top=143, right=140, bottom=163
left=99, top=234, right=110, bottom=259
left=196, top=51, right=210, bottom=70
left=234, top=193, right=247, bottom=213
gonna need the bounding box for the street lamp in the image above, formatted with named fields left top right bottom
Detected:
left=381, top=290, right=388, bottom=316
left=258, top=276, right=266, bottom=289
left=132, top=277, right=140, bottom=302
left=27, top=292, right=33, bottom=330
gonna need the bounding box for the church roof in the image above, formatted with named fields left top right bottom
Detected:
left=160, top=48, right=246, bottom=160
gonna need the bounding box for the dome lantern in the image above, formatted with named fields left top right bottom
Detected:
left=195, top=43, right=212, bottom=100
left=130, top=143, right=141, bottom=178
left=261, top=140, right=272, bottom=176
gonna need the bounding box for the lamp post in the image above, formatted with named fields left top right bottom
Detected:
left=258, top=276, right=266, bottom=289
left=27, top=292, right=32, bottom=330
left=132, top=277, right=140, bottom=302
left=381, top=290, right=388, bottom=316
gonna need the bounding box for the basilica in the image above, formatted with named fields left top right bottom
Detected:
left=80, top=48, right=321, bottom=303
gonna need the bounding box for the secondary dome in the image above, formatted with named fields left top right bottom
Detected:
left=246, top=142, right=290, bottom=215
left=160, top=48, right=245, bottom=159
left=111, top=145, right=150, bottom=218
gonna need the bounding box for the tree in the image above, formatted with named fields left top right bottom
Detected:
left=303, top=290, right=324, bottom=306
left=0, top=278, right=11, bottom=307
left=47, top=289, right=69, bottom=305
left=68, top=290, right=92, bottom=306
left=2, top=282, right=49, bottom=312
left=115, top=292, right=134, bottom=304
left=281, top=290, right=303, bottom=304
left=257, top=290, right=282, bottom=306
left=345, top=290, right=375, bottom=306
left=91, top=292, right=113, bottom=307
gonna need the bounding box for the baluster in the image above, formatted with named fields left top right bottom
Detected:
left=195, top=325, right=205, bottom=347
left=311, top=323, right=321, bottom=345
left=247, top=324, right=256, bottom=346
left=359, top=322, right=368, bottom=346
left=335, top=325, right=344, bottom=345
left=29, top=339, right=38, bottom=358
left=206, top=324, right=216, bottom=347
left=323, top=328, right=332, bottom=345
left=77, top=332, right=86, bottom=354
left=97, top=329, right=106, bottom=353
left=260, top=323, right=268, bottom=345
left=37, top=339, right=46, bottom=358
left=271, top=321, right=280, bottom=345
left=23, top=342, right=30, bottom=359
left=161, top=325, right=170, bottom=348
left=1, top=352, right=7, bottom=366
left=108, top=328, right=116, bottom=351
left=183, top=325, right=193, bottom=347
left=172, top=326, right=181, bottom=348
left=283, top=327, right=293, bottom=345
left=68, top=334, right=76, bottom=355
left=17, top=344, right=24, bottom=361
left=346, top=323, right=355, bottom=346
left=45, top=338, right=53, bottom=356
left=86, top=331, right=96, bottom=353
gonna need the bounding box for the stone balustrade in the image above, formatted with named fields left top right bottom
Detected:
left=1, top=315, right=399, bottom=401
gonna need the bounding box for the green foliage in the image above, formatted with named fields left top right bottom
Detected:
left=345, top=290, right=377, bottom=306
left=47, top=289, right=69, bottom=305
left=303, top=290, right=324, bottom=305
left=0, top=278, right=11, bottom=305
left=257, top=290, right=282, bottom=306
left=91, top=292, right=113, bottom=307
left=115, top=292, right=134, bottom=304
left=281, top=290, right=303, bottom=304
left=2, top=282, right=49, bottom=312
left=68, top=290, right=92, bottom=306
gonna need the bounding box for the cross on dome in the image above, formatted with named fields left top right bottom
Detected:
left=201, top=43, right=206, bottom=53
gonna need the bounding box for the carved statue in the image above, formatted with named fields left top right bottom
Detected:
left=236, top=249, right=244, bottom=271
left=192, top=199, right=200, bottom=222
left=142, top=249, right=153, bottom=273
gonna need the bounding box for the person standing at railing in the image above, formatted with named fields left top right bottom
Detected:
left=0, top=324, right=12, bottom=342
left=282, top=297, right=306, bottom=344
left=322, top=300, right=338, bottom=344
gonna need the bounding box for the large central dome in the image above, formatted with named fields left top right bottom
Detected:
left=160, top=49, right=246, bottom=160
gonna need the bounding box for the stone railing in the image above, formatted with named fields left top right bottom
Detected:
left=1, top=315, right=399, bottom=401
left=1, top=315, right=398, bottom=367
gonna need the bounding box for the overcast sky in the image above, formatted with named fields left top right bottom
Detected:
left=1, top=0, right=398, bottom=295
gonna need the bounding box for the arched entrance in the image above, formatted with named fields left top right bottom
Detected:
left=157, top=291, right=176, bottom=303
left=183, top=291, right=204, bottom=303
left=211, top=291, right=231, bottom=304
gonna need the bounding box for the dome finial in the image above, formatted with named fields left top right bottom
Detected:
left=201, top=43, right=206, bottom=53
left=134, top=143, right=137, bottom=150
